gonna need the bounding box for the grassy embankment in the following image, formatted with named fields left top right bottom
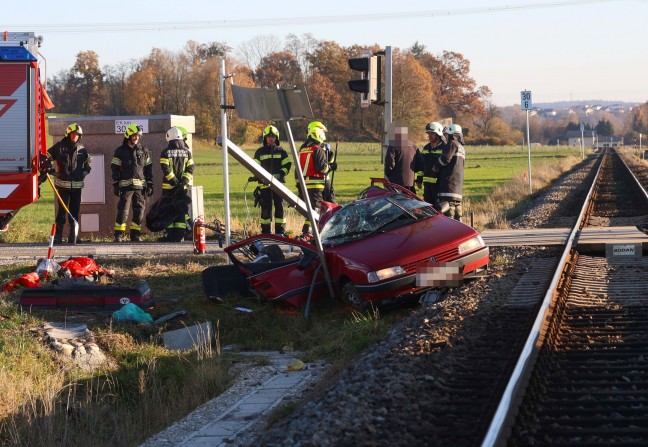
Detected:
left=0, top=141, right=588, bottom=446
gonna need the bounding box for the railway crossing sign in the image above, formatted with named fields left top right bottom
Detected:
left=521, top=90, right=532, bottom=110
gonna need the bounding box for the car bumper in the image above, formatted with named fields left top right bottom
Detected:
left=354, top=246, right=490, bottom=300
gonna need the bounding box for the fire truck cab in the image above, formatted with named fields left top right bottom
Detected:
left=0, top=32, right=49, bottom=229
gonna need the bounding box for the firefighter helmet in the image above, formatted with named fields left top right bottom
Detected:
left=307, top=121, right=327, bottom=143
left=124, top=123, right=142, bottom=139
left=65, top=123, right=83, bottom=137
left=443, top=124, right=462, bottom=135
left=262, top=125, right=280, bottom=143
left=425, top=122, right=444, bottom=138
left=176, top=126, right=188, bottom=140
left=166, top=126, right=184, bottom=142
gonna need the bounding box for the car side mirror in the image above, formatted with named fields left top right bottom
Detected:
left=297, top=251, right=318, bottom=270
left=437, top=201, right=450, bottom=214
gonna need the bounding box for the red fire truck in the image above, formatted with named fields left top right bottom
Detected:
left=0, top=32, right=51, bottom=230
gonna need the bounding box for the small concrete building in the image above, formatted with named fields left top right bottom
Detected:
left=48, top=114, right=195, bottom=239
left=595, top=135, right=624, bottom=148
left=566, top=130, right=595, bottom=147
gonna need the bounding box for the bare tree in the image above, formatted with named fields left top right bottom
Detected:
left=284, top=33, right=319, bottom=76
left=101, top=60, right=137, bottom=115
left=235, top=34, right=282, bottom=72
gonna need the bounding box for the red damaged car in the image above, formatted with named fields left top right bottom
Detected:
left=202, top=179, right=489, bottom=309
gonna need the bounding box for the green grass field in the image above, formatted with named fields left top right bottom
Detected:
left=0, top=134, right=587, bottom=446
left=1, top=140, right=584, bottom=242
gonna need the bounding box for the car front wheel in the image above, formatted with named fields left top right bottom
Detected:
left=341, top=282, right=366, bottom=310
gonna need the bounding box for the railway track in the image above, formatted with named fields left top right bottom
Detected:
left=488, top=149, right=648, bottom=446
left=254, top=149, right=648, bottom=447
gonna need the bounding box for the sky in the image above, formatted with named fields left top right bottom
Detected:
left=4, top=0, right=648, bottom=107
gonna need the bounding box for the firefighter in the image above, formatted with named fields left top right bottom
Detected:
left=160, top=126, right=194, bottom=242
left=252, top=125, right=291, bottom=235
left=176, top=126, right=189, bottom=145
left=111, top=124, right=154, bottom=242
left=297, top=121, right=336, bottom=236
left=384, top=123, right=424, bottom=193
left=40, top=123, right=92, bottom=244
left=433, top=124, right=466, bottom=221
left=415, top=122, right=446, bottom=209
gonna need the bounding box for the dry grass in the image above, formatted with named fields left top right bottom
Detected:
left=468, top=155, right=581, bottom=230
left=0, top=148, right=584, bottom=445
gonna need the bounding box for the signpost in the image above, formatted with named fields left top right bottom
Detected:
left=521, top=90, right=533, bottom=194
left=581, top=123, right=585, bottom=160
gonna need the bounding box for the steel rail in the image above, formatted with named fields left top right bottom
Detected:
left=481, top=151, right=606, bottom=447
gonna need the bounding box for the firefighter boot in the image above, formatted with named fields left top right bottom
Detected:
left=261, top=223, right=271, bottom=234
left=114, top=231, right=124, bottom=242
left=130, top=230, right=142, bottom=242
left=54, top=228, right=64, bottom=245
left=275, top=224, right=285, bottom=237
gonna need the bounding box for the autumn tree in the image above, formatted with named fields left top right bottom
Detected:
left=391, top=49, right=436, bottom=137
left=304, top=41, right=357, bottom=139
left=630, top=102, right=648, bottom=134
left=255, top=50, right=303, bottom=88
left=65, top=50, right=103, bottom=115
left=417, top=49, right=491, bottom=125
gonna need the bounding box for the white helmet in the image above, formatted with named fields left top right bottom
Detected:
left=166, top=126, right=183, bottom=142
left=443, top=124, right=462, bottom=135
left=425, top=122, right=444, bottom=138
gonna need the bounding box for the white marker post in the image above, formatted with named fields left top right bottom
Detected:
left=521, top=90, right=533, bottom=194
left=580, top=122, right=585, bottom=159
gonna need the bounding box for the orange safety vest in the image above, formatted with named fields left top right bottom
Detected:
left=299, top=146, right=324, bottom=179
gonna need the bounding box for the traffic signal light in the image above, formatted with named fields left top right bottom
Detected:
left=348, top=55, right=379, bottom=108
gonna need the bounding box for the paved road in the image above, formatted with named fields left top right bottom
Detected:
left=0, top=240, right=226, bottom=263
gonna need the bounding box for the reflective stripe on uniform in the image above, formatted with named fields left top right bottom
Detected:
left=54, top=179, right=84, bottom=189
left=119, top=178, right=146, bottom=187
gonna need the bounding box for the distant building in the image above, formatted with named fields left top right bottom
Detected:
left=566, top=130, right=595, bottom=147
left=595, top=135, right=624, bottom=148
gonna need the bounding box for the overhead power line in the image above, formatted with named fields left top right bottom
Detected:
left=5, top=0, right=624, bottom=34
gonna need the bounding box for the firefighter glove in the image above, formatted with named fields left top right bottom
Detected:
left=145, top=182, right=154, bottom=197
left=181, top=177, right=190, bottom=186
left=253, top=186, right=262, bottom=208
left=113, top=183, right=120, bottom=197
left=170, top=177, right=179, bottom=186
left=329, top=162, right=337, bottom=171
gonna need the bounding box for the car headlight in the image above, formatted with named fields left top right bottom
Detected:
left=458, top=235, right=485, bottom=255
left=367, top=266, right=406, bottom=283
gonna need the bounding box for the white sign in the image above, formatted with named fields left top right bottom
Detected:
left=520, top=90, right=532, bottom=110
left=612, top=244, right=636, bottom=256
left=580, top=123, right=585, bottom=132
left=114, top=119, right=149, bottom=135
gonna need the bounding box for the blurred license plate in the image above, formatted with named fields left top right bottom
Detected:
left=416, top=262, right=462, bottom=287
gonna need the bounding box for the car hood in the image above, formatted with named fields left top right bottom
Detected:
left=328, top=215, right=480, bottom=270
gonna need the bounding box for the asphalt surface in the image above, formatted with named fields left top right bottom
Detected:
left=0, top=240, right=226, bottom=263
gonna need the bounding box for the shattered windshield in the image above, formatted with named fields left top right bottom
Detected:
left=320, top=194, right=436, bottom=245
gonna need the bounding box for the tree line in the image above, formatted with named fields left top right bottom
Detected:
left=47, top=33, right=648, bottom=146
left=47, top=34, right=498, bottom=144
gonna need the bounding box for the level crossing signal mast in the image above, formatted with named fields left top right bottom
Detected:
left=348, top=53, right=380, bottom=108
